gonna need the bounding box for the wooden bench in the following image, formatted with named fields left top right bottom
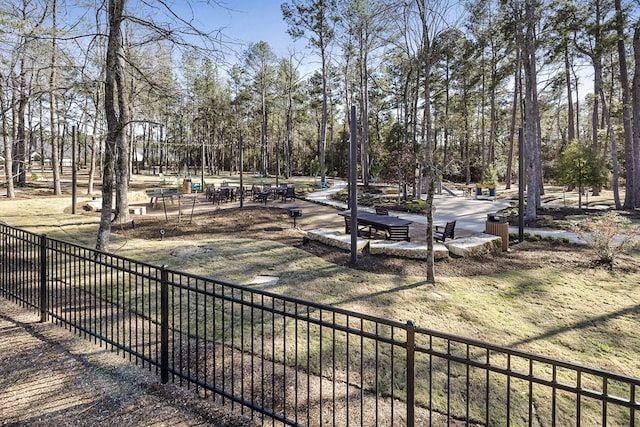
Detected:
left=434, top=221, right=456, bottom=242
left=386, top=225, right=410, bottom=241
left=475, top=184, right=496, bottom=200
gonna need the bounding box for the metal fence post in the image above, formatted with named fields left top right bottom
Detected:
left=406, top=320, right=415, bottom=427
left=160, top=265, right=169, bottom=384
left=39, top=234, right=47, bottom=323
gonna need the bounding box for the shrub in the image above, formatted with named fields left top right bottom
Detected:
left=483, top=164, right=498, bottom=186
left=406, top=200, right=426, bottom=213
left=572, top=211, right=640, bottom=266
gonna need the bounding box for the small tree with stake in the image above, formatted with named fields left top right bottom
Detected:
left=555, top=140, right=607, bottom=209
left=381, top=144, right=416, bottom=203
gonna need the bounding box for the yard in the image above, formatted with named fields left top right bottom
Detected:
left=1, top=179, right=639, bottom=425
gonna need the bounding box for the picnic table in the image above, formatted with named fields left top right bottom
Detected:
left=338, top=210, right=412, bottom=241
left=146, top=188, right=199, bottom=221
left=146, top=188, right=179, bottom=208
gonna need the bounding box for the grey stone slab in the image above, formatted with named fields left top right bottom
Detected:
left=369, top=241, right=449, bottom=259
left=306, top=228, right=369, bottom=251
left=444, top=234, right=501, bottom=257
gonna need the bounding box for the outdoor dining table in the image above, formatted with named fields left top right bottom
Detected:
left=218, top=186, right=237, bottom=201
left=337, top=210, right=412, bottom=241
left=271, top=185, right=288, bottom=198
left=256, top=190, right=271, bottom=204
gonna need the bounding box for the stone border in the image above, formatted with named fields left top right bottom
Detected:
left=306, top=228, right=369, bottom=251
left=369, top=241, right=449, bottom=260
left=307, top=228, right=503, bottom=259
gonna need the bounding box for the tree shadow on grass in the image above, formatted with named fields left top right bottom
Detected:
left=331, top=280, right=433, bottom=308
left=508, top=303, right=640, bottom=349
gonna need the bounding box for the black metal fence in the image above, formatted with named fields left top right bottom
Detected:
left=1, top=223, right=638, bottom=426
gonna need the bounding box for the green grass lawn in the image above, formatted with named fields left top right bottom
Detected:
left=4, top=192, right=638, bottom=380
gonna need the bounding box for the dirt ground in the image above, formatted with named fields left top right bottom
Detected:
left=0, top=299, right=255, bottom=426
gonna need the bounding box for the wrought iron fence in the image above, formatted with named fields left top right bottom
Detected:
left=1, top=223, right=638, bottom=426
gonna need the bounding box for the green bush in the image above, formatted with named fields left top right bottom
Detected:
left=483, top=164, right=499, bottom=186
left=509, top=232, right=571, bottom=245
left=406, top=200, right=426, bottom=213
left=555, top=140, right=607, bottom=189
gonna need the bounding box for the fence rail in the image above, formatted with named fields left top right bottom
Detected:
left=1, top=223, right=638, bottom=426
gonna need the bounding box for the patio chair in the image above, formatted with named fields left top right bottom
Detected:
left=251, top=185, right=262, bottom=201
left=282, top=186, right=295, bottom=202
left=434, top=221, right=456, bottom=242
left=375, top=206, right=389, bottom=216
left=241, top=186, right=253, bottom=200
left=218, top=187, right=230, bottom=203
left=205, top=184, right=216, bottom=202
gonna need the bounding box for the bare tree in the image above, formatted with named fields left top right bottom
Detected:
left=617, top=0, right=638, bottom=209
left=49, top=0, right=62, bottom=195
left=95, top=0, right=226, bottom=251
left=282, top=0, right=337, bottom=186
left=1, top=64, right=14, bottom=197
left=633, top=16, right=640, bottom=210
left=408, top=0, right=458, bottom=283
left=243, top=41, right=277, bottom=177
left=519, top=0, right=542, bottom=221
left=96, top=0, right=127, bottom=252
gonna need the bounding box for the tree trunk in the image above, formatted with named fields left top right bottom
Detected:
left=261, top=87, right=268, bottom=176
left=632, top=21, right=640, bottom=208
left=617, top=0, right=636, bottom=209
left=96, top=0, right=127, bottom=252
left=360, top=37, right=370, bottom=187
left=523, top=0, right=540, bottom=222
left=320, top=47, right=328, bottom=185
left=0, top=67, right=14, bottom=198
left=565, top=45, right=575, bottom=143
left=506, top=46, right=521, bottom=190
left=13, top=42, right=29, bottom=189
left=415, top=0, right=435, bottom=283
left=49, top=0, right=62, bottom=195
left=488, top=43, right=498, bottom=165
left=598, top=87, right=621, bottom=209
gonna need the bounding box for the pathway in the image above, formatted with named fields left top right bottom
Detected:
left=307, top=179, right=583, bottom=243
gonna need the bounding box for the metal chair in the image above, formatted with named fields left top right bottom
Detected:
left=434, top=221, right=456, bottom=242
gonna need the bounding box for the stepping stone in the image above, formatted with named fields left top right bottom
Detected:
left=249, top=276, right=279, bottom=286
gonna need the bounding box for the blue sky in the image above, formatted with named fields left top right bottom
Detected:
left=184, top=1, right=305, bottom=58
